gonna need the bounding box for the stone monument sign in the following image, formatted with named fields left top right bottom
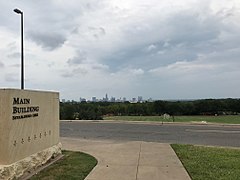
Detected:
left=0, top=89, right=61, bottom=179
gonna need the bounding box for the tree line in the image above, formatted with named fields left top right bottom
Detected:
left=60, top=98, right=240, bottom=120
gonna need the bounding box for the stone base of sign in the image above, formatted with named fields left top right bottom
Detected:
left=0, top=142, right=62, bottom=180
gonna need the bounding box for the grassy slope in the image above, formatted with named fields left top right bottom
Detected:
left=30, top=150, right=97, bottom=180
left=172, top=144, right=240, bottom=180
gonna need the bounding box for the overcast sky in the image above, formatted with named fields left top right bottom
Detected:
left=1, top=0, right=240, bottom=100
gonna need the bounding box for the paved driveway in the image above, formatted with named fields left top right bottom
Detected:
left=61, top=121, right=240, bottom=147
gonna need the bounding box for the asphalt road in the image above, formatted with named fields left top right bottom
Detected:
left=60, top=121, right=240, bottom=147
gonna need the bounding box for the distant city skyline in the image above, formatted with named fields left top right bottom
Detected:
left=61, top=93, right=152, bottom=103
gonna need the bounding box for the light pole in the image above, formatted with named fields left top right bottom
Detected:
left=13, top=8, right=24, bottom=90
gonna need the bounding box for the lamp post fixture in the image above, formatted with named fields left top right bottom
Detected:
left=13, top=8, right=24, bottom=90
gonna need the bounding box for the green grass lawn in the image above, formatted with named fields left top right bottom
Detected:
left=28, top=146, right=240, bottom=180
left=103, top=115, right=240, bottom=124
left=172, top=144, right=240, bottom=180
left=30, top=150, right=97, bottom=180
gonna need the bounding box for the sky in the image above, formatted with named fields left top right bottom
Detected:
left=0, top=0, right=240, bottom=101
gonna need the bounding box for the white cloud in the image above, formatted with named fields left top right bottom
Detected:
left=146, top=44, right=157, bottom=52
left=0, top=61, right=4, bottom=68
left=5, top=73, right=19, bottom=82
left=131, top=68, right=144, bottom=75
left=149, top=60, right=216, bottom=77
left=0, top=0, right=240, bottom=100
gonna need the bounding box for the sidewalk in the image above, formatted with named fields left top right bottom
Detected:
left=61, top=137, right=191, bottom=180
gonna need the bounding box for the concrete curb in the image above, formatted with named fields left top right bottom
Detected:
left=60, top=119, right=240, bottom=127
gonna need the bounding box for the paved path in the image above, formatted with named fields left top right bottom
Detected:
left=61, top=137, right=191, bottom=180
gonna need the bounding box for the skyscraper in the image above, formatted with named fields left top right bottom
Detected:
left=92, top=97, right=97, bottom=102
left=138, top=96, right=143, bottom=102
left=104, top=93, right=109, bottom=102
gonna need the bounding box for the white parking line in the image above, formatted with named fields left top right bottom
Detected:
left=185, top=129, right=240, bottom=134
